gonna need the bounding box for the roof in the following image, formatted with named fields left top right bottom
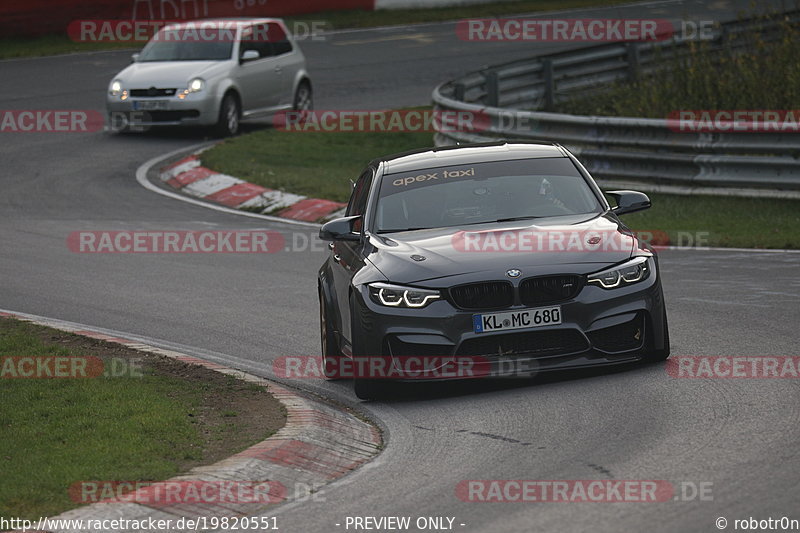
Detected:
left=161, top=18, right=284, bottom=30
left=378, top=141, right=568, bottom=175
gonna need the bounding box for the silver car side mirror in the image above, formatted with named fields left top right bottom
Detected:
left=240, top=50, right=260, bottom=63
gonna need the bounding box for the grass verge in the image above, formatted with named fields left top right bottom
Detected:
left=0, top=318, right=286, bottom=520
left=560, top=12, right=800, bottom=117
left=610, top=192, right=800, bottom=249
left=202, top=125, right=800, bottom=249
left=202, top=128, right=433, bottom=203
left=0, top=0, right=628, bottom=60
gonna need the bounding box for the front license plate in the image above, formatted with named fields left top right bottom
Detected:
left=473, top=306, right=561, bottom=333
left=133, top=100, right=168, bottom=111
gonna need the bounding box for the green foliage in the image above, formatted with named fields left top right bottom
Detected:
left=561, top=13, right=800, bottom=117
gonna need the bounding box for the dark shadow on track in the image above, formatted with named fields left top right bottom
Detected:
left=359, top=359, right=669, bottom=404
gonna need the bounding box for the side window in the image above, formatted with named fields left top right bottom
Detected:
left=347, top=169, right=374, bottom=233
left=266, top=22, right=293, bottom=55
left=240, top=24, right=274, bottom=60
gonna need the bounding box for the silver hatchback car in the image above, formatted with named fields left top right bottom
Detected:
left=106, top=18, right=312, bottom=136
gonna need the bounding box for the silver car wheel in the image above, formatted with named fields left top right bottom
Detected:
left=294, top=84, right=313, bottom=112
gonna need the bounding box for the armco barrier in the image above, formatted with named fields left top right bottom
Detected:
left=432, top=11, right=800, bottom=193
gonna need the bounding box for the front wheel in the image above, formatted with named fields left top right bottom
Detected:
left=350, top=294, right=389, bottom=400
left=354, top=377, right=384, bottom=401
left=293, top=82, right=313, bottom=114
left=320, top=289, right=343, bottom=380
left=643, top=310, right=670, bottom=362
left=107, top=113, right=130, bottom=134
left=214, top=93, right=240, bottom=137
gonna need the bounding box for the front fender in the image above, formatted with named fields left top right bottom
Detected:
left=318, top=261, right=341, bottom=338
left=212, top=78, right=242, bottom=114
left=291, top=68, right=311, bottom=96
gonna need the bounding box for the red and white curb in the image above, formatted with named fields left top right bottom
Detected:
left=0, top=311, right=381, bottom=533
left=160, top=153, right=346, bottom=223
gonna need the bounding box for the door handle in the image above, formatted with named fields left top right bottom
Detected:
left=333, top=254, right=341, bottom=263
left=274, top=66, right=282, bottom=73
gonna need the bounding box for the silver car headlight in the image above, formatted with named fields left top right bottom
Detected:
left=179, top=78, right=205, bottom=100
left=588, top=256, right=651, bottom=289
left=109, top=80, right=122, bottom=96
left=368, top=282, right=440, bottom=308
left=187, top=78, right=204, bottom=93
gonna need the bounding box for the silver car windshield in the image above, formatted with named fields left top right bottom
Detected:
left=375, top=158, right=602, bottom=233
left=138, top=29, right=234, bottom=61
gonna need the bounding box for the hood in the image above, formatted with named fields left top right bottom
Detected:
left=366, top=214, right=637, bottom=285
left=114, top=60, right=229, bottom=88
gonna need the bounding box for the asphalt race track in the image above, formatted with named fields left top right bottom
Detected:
left=1, top=0, right=799, bottom=531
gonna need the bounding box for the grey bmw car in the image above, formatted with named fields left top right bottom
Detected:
left=318, top=141, right=669, bottom=400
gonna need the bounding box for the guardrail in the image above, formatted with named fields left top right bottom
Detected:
left=432, top=12, right=800, bottom=193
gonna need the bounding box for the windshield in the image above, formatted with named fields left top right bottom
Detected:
left=375, top=158, right=602, bottom=233
left=138, top=28, right=234, bottom=61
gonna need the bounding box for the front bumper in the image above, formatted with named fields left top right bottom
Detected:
left=106, top=93, right=219, bottom=128
left=350, top=268, right=667, bottom=381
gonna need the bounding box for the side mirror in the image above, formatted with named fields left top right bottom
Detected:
left=607, top=190, right=651, bottom=216
left=319, top=215, right=361, bottom=241
left=131, top=53, right=140, bottom=63
left=240, top=50, right=260, bottom=63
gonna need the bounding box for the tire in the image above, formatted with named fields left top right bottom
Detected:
left=293, top=81, right=313, bottom=114
left=319, top=288, right=343, bottom=380
left=108, top=113, right=130, bottom=134
left=214, top=92, right=240, bottom=137
left=644, top=309, right=671, bottom=362
left=354, top=377, right=383, bottom=401
left=349, top=293, right=388, bottom=401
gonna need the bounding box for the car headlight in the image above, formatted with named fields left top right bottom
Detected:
left=368, top=282, right=440, bottom=308
left=179, top=78, right=205, bottom=99
left=110, top=80, right=122, bottom=96
left=187, top=78, right=204, bottom=93
left=588, top=256, right=650, bottom=289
